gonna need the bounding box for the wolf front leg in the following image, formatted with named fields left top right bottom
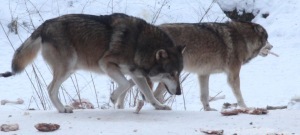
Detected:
left=227, top=66, right=247, bottom=109
left=153, top=82, right=167, bottom=104
left=130, top=76, right=171, bottom=110
left=198, top=74, right=217, bottom=111
left=117, top=77, right=156, bottom=109
left=115, top=79, right=135, bottom=109
left=98, top=60, right=134, bottom=106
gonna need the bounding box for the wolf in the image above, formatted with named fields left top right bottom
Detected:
left=0, top=13, right=185, bottom=113
left=116, top=21, right=273, bottom=111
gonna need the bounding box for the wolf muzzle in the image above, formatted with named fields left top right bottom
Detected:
left=176, top=85, right=181, bottom=95
left=164, top=83, right=181, bottom=95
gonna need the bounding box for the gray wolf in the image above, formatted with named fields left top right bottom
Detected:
left=0, top=13, right=185, bottom=113
left=117, top=21, right=273, bottom=111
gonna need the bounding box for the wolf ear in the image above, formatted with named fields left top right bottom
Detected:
left=156, top=49, right=168, bottom=60
left=254, top=25, right=264, bottom=33
left=177, top=45, right=186, bottom=54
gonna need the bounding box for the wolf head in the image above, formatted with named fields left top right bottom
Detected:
left=230, top=21, right=273, bottom=62
left=131, top=19, right=185, bottom=96
left=251, top=24, right=273, bottom=57
left=147, top=46, right=185, bottom=95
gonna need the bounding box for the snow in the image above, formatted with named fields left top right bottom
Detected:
left=1, top=0, right=300, bottom=134
left=1, top=107, right=300, bottom=135
left=217, top=0, right=272, bottom=15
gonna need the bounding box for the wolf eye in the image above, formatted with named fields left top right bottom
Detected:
left=174, top=71, right=178, bottom=75
left=171, top=71, right=178, bottom=77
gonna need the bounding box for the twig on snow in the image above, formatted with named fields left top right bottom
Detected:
left=266, top=105, right=287, bottom=110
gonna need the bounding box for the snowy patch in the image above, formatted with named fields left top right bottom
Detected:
left=288, top=96, right=300, bottom=110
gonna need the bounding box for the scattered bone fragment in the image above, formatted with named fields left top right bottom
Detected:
left=70, top=99, right=94, bottom=109
left=1, top=98, right=24, bottom=105
left=200, top=129, right=224, bottom=135
left=1, top=124, right=19, bottom=132
left=221, top=103, right=268, bottom=116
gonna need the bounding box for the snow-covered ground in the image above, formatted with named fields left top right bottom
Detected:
left=0, top=0, right=300, bottom=134
left=1, top=107, right=300, bottom=135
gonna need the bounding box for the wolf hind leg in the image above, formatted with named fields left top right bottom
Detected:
left=198, top=74, right=217, bottom=111
left=116, top=79, right=135, bottom=109
left=48, top=68, right=73, bottom=113
left=42, top=42, right=76, bottom=113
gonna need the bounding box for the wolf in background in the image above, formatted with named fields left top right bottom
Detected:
left=117, top=21, right=273, bottom=111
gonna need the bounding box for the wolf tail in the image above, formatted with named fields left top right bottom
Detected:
left=0, top=26, right=43, bottom=78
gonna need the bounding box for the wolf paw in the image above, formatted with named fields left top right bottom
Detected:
left=205, top=108, right=217, bottom=111
left=116, top=99, right=125, bottom=109
left=110, top=91, right=118, bottom=104
left=59, top=106, right=73, bottom=113
left=155, top=104, right=172, bottom=110
left=238, top=102, right=247, bottom=109
left=110, top=96, right=117, bottom=105
left=116, top=104, right=124, bottom=109
left=203, top=106, right=217, bottom=111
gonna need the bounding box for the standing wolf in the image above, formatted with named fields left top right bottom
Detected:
left=0, top=13, right=185, bottom=113
left=117, top=21, right=273, bottom=111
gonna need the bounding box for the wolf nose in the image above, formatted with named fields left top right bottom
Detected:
left=176, top=86, right=181, bottom=95
left=266, top=42, right=273, bottom=49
